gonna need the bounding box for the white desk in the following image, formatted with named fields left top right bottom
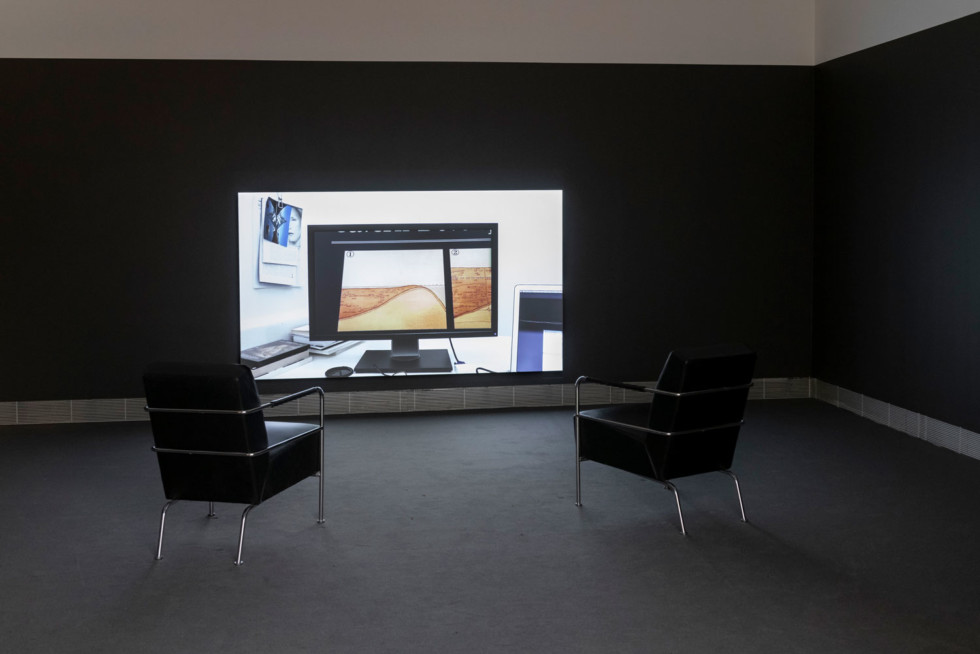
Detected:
left=258, top=337, right=513, bottom=380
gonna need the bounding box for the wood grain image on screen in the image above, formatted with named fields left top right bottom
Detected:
left=338, top=285, right=447, bottom=331
left=451, top=266, right=492, bottom=328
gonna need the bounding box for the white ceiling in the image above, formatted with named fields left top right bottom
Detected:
left=815, top=0, right=980, bottom=62
left=0, top=0, right=977, bottom=65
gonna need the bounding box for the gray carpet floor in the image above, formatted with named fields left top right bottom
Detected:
left=1, top=399, right=979, bottom=653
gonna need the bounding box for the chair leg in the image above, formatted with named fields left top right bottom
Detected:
left=664, top=482, right=687, bottom=535
left=207, top=501, right=216, bottom=518
left=156, top=500, right=178, bottom=560
left=234, top=505, right=256, bottom=566
left=317, top=471, right=325, bottom=525
left=721, top=470, right=747, bottom=522
left=317, top=431, right=325, bottom=525
left=574, top=415, right=582, bottom=507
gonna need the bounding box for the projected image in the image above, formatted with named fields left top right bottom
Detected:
left=451, top=248, right=492, bottom=329
left=237, top=190, right=562, bottom=379
left=339, top=250, right=448, bottom=332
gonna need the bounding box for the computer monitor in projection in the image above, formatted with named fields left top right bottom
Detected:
left=308, top=223, right=498, bottom=373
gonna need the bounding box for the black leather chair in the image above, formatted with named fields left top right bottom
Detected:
left=574, top=344, right=756, bottom=534
left=143, top=362, right=325, bottom=565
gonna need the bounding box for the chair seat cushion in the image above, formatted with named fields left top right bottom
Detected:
left=578, top=404, right=656, bottom=478
left=266, top=421, right=321, bottom=448
left=261, top=422, right=321, bottom=503
left=580, top=403, right=651, bottom=431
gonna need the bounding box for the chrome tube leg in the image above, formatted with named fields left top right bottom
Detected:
left=156, top=500, right=178, bottom=560
left=317, top=434, right=325, bottom=524
left=234, top=505, right=256, bottom=566
left=721, top=470, right=747, bottom=522
left=207, top=501, right=216, bottom=518
left=664, top=482, right=686, bottom=535
left=574, top=414, right=582, bottom=507
left=574, top=378, right=586, bottom=508
left=318, top=391, right=325, bottom=524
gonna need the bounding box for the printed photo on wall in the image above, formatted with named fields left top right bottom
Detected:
left=258, top=196, right=303, bottom=286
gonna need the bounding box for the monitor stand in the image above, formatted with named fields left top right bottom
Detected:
left=354, top=336, right=454, bottom=374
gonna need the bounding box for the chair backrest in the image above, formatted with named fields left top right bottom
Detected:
left=143, top=362, right=269, bottom=454
left=648, top=344, right=756, bottom=433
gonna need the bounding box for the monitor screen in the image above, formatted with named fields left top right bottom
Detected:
left=308, top=223, right=498, bottom=373
left=237, top=190, right=561, bottom=379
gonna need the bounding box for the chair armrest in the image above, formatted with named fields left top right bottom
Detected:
left=573, top=375, right=754, bottom=412
left=146, top=386, right=326, bottom=461
left=574, top=375, right=656, bottom=414
left=264, top=386, right=324, bottom=410
left=574, top=375, right=754, bottom=418
left=266, top=386, right=326, bottom=435
left=576, top=375, right=654, bottom=393
left=146, top=386, right=325, bottom=417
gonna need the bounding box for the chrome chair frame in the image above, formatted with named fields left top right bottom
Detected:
left=574, top=375, right=750, bottom=535
left=147, top=386, right=325, bottom=565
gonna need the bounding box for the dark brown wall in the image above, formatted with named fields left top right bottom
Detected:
left=0, top=60, right=814, bottom=400
left=814, top=14, right=980, bottom=431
